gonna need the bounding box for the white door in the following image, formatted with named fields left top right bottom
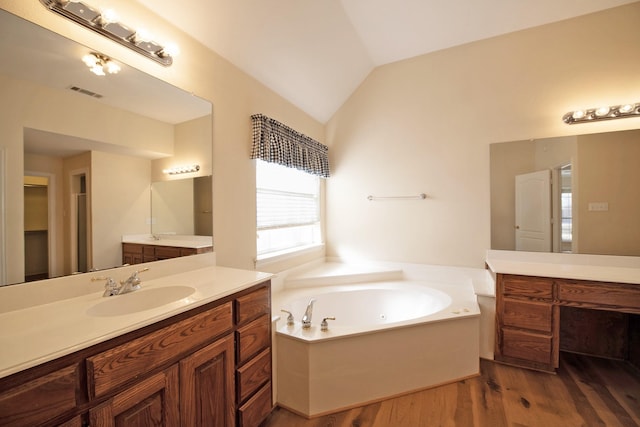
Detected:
left=515, top=170, right=551, bottom=252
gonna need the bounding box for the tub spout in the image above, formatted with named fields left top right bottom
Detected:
left=302, top=298, right=316, bottom=329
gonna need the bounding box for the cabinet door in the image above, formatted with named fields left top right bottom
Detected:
left=180, top=335, right=236, bottom=427
left=0, top=364, right=80, bottom=427
left=503, top=299, right=552, bottom=332
left=89, top=365, right=179, bottom=427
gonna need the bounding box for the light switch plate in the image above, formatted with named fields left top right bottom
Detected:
left=588, top=202, right=609, bottom=212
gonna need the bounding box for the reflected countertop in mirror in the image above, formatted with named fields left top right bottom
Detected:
left=122, top=234, right=213, bottom=249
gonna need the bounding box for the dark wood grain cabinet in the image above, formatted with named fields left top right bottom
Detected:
left=234, top=286, right=272, bottom=427
left=122, top=242, right=212, bottom=265
left=495, top=273, right=640, bottom=373
left=0, top=281, right=272, bottom=427
left=495, top=274, right=558, bottom=372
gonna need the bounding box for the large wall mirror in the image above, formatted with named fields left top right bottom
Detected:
left=490, top=129, right=640, bottom=256
left=0, top=9, right=213, bottom=286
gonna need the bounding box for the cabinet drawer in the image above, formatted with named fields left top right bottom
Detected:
left=122, top=243, right=143, bottom=254
left=235, top=286, right=270, bottom=326
left=0, top=364, right=80, bottom=427
left=558, top=280, right=640, bottom=313
left=238, top=382, right=272, bottom=427
left=503, top=299, right=552, bottom=332
left=154, top=246, right=181, bottom=259
left=501, top=274, right=553, bottom=300
left=237, top=315, right=270, bottom=365
left=180, top=247, right=197, bottom=256
left=502, top=328, right=552, bottom=365
left=238, top=348, right=271, bottom=404
left=87, top=302, right=232, bottom=399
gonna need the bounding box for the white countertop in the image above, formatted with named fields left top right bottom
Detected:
left=122, top=234, right=213, bottom=249
left=486, top=250, right=640, bottom=285
left=0, top=265, right=272, bottom=379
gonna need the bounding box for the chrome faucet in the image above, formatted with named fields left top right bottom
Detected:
left=92, top=268, right=149, bottom=297
left=118, top=270, right=144, bottom=294
left=301, top=298, right=316, bottom=329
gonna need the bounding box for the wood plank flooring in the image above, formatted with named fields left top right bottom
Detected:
left=264, top=353, right=640, bottom=427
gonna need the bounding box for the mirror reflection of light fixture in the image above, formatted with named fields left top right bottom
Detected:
left=82, top=52, right=120, bottom=76
left=563, top=102, right=640, bottom=124
left=162, top=165, right=201, bottom=175
left=39, top=0, right=179, bottom=66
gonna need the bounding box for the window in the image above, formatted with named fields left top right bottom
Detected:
left=560, top=165, right=572, bottom=252
left=256, top=160, right=321, bottom=257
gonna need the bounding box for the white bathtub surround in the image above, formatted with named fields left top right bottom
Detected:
left=277, top=314, right=478, bottom=417
left=272, top=259, right=485, bottom=417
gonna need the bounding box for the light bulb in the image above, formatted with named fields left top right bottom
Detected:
left=82, top=53, right=99, bottom=67
left=619, top=104, right=634, bottom=114
left=162, top=42, right=180, bottom=57
left=105, top=60, right=121, bottom=74
left=595, top=106, right=610, bottom=117
left=571, top=110, right=585, bottom=120
left=100, top=8, right=119, bottom=24
left=135, top=28, right=153, bottom=42
left=90, top=65, right=105, bottom=76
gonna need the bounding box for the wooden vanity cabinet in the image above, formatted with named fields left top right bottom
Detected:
left=122, top=243, right=212, bottom=265
left=495, top=273, right=640, bottom=373
left=0, top=280, right=272, bottom=427
left=89, top=365, right=180, bottom=426
left=494, top=274, right=558, bottom=372
left=0, top=363, right=82, bottom=427
left=234, top=286, right=273, bottom=427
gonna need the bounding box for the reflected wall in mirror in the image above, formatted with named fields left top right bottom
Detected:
left=0, top=10, right=213, bottom=286
left=491, top=129, right=640, bottom=256
left=151, top=176, right=213, bottom=237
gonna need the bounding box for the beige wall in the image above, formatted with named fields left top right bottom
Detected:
left=151, top=179, right=195, bottom=235
left=1, top=1, right=324, bottom=275
left=490, top=140, right=536, bottom=250
left=490, top=136, right=577, bottom=251
left=152, top=115, right=213, bottom=182
left=92, top=151, right=151, bottom=270
left=326, top=3, right=640, bottom=267
left=577, top=130, right=640, bottom=255
left=2, top=2, right=638, bottom=275
left=0, top=71, right=174, bottom=283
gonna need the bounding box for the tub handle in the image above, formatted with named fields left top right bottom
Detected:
left=321, top=317, right=336, bottom=331
left=281, top=309, right=295, bottom=326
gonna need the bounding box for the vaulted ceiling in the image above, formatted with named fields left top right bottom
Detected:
left=135, top=0, right=637, bottom=123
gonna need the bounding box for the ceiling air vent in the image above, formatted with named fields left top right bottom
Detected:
left=68, top=85, right=103, bottom=99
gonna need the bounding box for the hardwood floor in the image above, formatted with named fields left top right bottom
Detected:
left=264, top=353, right=640, bottom=427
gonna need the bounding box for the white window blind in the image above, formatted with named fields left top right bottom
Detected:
left=256, top=160, right=321, bottom=256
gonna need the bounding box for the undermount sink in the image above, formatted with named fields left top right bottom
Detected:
left=87, top=286, right=197, bottom=317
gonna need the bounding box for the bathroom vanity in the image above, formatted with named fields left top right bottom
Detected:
left=487, top=250, right=640, bottom=373
left=0, top=259, right=272, bottom=427
left=122, top=235, right=214, bottom=265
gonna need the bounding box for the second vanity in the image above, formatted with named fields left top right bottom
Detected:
left=121, top=235, right=214, bottom=265
left=487, top=250, right=640, bottom=373
left=0, top=254, right=272, bottom=427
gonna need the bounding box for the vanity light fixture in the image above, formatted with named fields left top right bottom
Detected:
left=82, top=52, right=120, bottom=76
left=39, top=0, right=179, bottom=66
left=563, top=102, right=640, bottom=124
left=162, top=165, right=200, bottom=175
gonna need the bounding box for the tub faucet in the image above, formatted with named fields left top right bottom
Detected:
left=302, top=298, right=316, bottom=329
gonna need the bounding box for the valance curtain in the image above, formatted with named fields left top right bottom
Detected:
left=251, top=113, right=330, bottom=178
